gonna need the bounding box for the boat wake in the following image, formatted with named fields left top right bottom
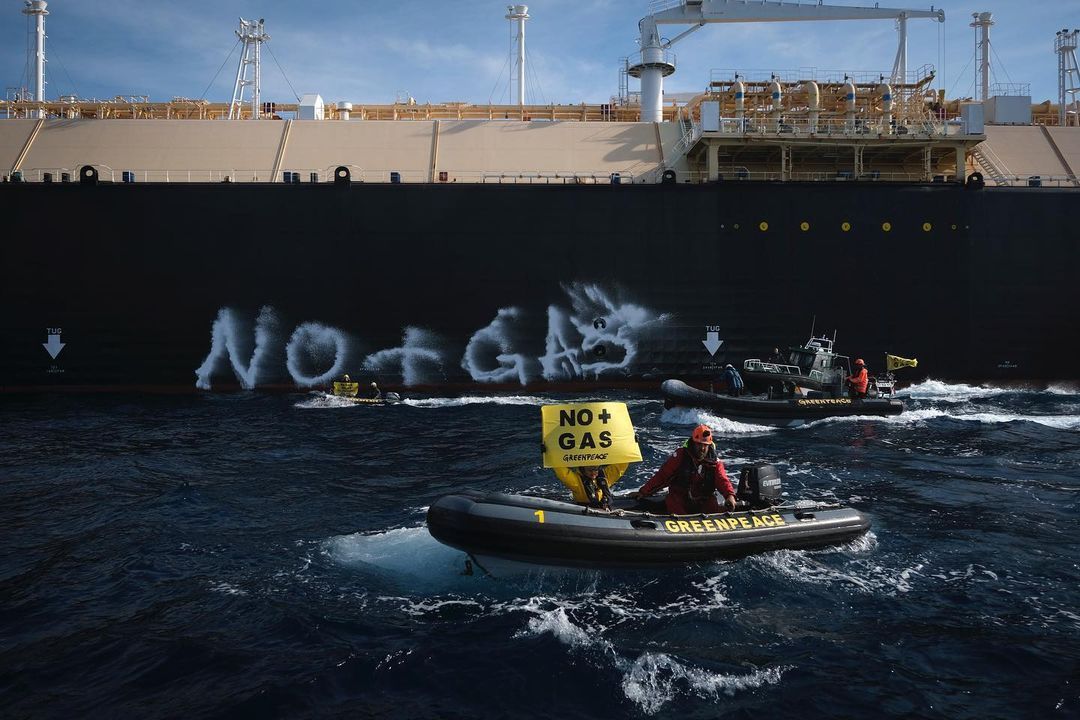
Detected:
left=319, top=525, right=901, bottom=713
left=797, top=406, right=1080, bottom=431
left=902, top=378, right=1078, bottom=401
left=747, top=534, right=931, bottom=596
left=515, top=598, right=787, bottom=714
left=660, top=406, right=777, bottom=435
left=323, top=526, right=473, bottom=590
left=293, top=392, right=362, bottom=409
left=402, top=395, right=550, bottom=408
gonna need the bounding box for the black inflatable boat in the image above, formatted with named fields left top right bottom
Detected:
left=427, top=466, right=870, bottom=569
left=662, top=379, right=903, bottom=427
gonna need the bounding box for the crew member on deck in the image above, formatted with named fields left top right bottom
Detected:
left=553, top=464, right=629, bottom=510
left=631, top=424, right=736, bottom=514
left=722, top=363, right=744, bottom=397
left=367, top=381, right=382, bottom=400
left=847, top=358, right=869, bottom=399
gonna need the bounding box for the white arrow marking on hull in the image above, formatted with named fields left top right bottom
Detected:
left=702, top=331, right=723, bottom=356
left=43, top=333, right=66, bottom=360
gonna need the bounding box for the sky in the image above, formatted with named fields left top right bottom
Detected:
left=2, top=0, right=1078, bottom=107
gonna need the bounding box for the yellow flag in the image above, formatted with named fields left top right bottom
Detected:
left=541, top=402, right=642, bottom=469
left=886, top=354, right=918, bottom=372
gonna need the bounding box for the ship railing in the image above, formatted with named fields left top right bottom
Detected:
left=5, top=166, right=645, bottom=185
left=647, top=0, right=684, bottom=14
left=702, top=117, right=961, bottom=138
left=668, top=117, right=703, bottom=164
left=657, top=168, right=942, bottom=184
left=991, top=175, right=1079, bottom=188
left=743, top=360, right=803, bottom=376
left=4, top=166, right=281, bottom=183
left=477, top=171, right=635, bottom=184
left=709, top=65, right=937, bottom=87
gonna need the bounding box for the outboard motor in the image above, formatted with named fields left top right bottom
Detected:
left=737, top=464, right=782, bottom=509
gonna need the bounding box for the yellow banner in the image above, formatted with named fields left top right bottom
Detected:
left=332, top=381, right=359, bottom=397
left=886, top=354, right=918, bottom=372
left=541, top=402, right=642, bottom=469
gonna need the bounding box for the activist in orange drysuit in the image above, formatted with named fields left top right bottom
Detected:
left=847, top=358, right=869, bottom=398
left=633, top=424, right=736, bottom=515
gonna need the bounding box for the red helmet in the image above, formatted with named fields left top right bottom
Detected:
left=691, top=424, right=714, bottom=445
left=855, top=358, right=865, bottom=366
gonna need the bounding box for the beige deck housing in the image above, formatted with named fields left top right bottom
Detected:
left=3, top=118, right=679, bottom=184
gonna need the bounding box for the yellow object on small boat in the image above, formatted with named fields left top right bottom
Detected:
left=332, top=381, right=359, bottom=397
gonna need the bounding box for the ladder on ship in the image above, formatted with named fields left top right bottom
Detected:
left=971, top=142, right=1011, bottom=186
left=661, top=112, right=701, bottom=178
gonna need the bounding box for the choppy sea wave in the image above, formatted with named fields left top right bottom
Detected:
left=1, top=382, right=1077, bottom=718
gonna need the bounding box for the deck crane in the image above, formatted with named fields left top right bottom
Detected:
left=633, top=0, right=945, bottom=122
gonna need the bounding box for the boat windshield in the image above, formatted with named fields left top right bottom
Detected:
left=792, top=350, right=815, bottom=372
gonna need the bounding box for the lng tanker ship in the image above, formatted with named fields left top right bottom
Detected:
left=2, top=1, right=1078, bottom=392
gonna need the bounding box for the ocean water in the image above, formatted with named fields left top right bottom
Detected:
left=1, top=382, right=1078, bottom=718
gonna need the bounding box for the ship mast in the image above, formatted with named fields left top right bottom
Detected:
left=1057, top=29, right=1079, bottom=127
left=506, top=5, right=530, bottom=106
left=970, top=12, right=994, bottom=102
left=229, top=18, right=269, bottom=120
left=632, top=0, right=945, bottom=123
left=22, top=0, right=49, bottom=119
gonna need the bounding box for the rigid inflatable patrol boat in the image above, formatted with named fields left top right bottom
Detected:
left=662, top=379, right=903, bottom=427
left=426, top=465, right=870, bottom=569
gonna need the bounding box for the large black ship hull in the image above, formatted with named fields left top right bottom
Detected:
left=3, top=180, right=1077, bottom=391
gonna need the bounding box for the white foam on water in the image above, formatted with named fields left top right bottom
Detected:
left=660, top=407, right=777, bottom=435
left=511, top=590, right=780, bottom=714
left=402, top=395, right=549, bottom=408
left=751, top=539, right=926, bottom=596
left=294, top=392, right=361, bottom=409
left=903, top=378, right=1080, bottom=401
left=799, top=406, right=1080, bottom=431
left=374, top=594, right=486, bottom=618
left=952, top=412, right=1080, bottom=430
left=901, top=379, right=1012, bottom=401
left=208, top=581, right=248, bottom=596
left=621, top=652, right=788, bottom=715
left=323, top=526, right=469, bottom=586
left=518, top=604, right=601, bottom=650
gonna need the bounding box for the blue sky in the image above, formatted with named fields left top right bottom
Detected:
left=3, top=1, right=1077, bottom=106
